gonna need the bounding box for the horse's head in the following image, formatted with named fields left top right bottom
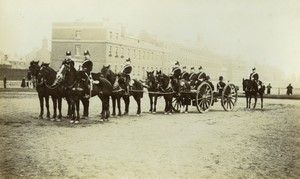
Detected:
left=145, top=71, right=158, bottom=90
left=56, top=60, right=74, bottom=83
left=156, top=70, right=169, bottom=89
left=28, top=60, right=40, bottom=80
left=101, top=65, right=112, bottom=79
left=242, top=78, right=255, bottom=92
left=36, top=63, right=50, bottom=85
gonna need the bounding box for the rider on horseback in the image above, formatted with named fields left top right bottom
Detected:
left=249, top=67, right=261, bottom=90
left=180, top=66, right=188, bottom=80
left=119, top=58, right=132, bottom=95
left=55, top=50, right=74, bottom=85
left=81, top=50, right=93, bottom=98
left=171, top=61, right=181, bottom=81
left=189, top=67, right=197, bottom=89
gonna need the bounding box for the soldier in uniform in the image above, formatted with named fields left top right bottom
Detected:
left=195, top=66, right=206, bottom=87
left=249, top=67, right=259, bottom=81
left=171, top=61, right=181, bottom=81
left=81, top=50, right=93, bottom=98
left=55, top=50, right=74, bottom=84
left=120, top=58, right=132, bottom=95
left=189, top=67, right=197, bottom=89
left=217, top=76, right=226, bottom=96
left=180, top=66, right=189, bottom=80
left=266, top=83, right=272, bottom=94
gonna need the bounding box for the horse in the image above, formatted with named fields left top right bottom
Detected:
left=178, top=79, right=191, bottom=113
left=37, top=62, right=71, bottom=121
left=27, top=60, right=50, bottom=119
left=242, top=79, right=265, bottom=109
left=156, top=70, right=178, bottom=114
left=145, top=71, right=160, bottom=113
left=101, top=65, right=144, bottom=116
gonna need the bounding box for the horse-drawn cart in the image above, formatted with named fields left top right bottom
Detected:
left=172, top=81, right=238, bottom=113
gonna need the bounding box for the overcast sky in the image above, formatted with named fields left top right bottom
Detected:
left=0, top=0, right=300, bottom=78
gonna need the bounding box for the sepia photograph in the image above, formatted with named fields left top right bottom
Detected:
left=0, top=0, right=300, bottom=178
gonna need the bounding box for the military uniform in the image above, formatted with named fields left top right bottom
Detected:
left=249, top=72, right=259, bottom=81
left=171, top=66, right=181, bottom=80
left=121, top=59, right=132, bottom=94
left=82, top=59, right=93, bottom=75
left=217, top=77, right=226, bottom=96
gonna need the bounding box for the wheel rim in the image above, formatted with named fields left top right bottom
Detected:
left=221, top=84, right=238, bottom=111
left=172, top=97, right=181, bottom=112
left=196, top=82, right=213, bottom=113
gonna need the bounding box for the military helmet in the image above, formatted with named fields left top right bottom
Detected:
left=182, top=66, right=186, bottom=69
left=66, top=50, right=71, bottom=56
left=191, top=67, right=194, bottom=70
left=219, top=76, right=223, bottom=80
left=175, top=61, right=180, bottom=66
left=126, top=58, right=131, bottom=62
left=252, top=67, right=256, bottom=70
left=199, top=66, right=203, bottom=70
left=84, top=50, right=90, bottom=56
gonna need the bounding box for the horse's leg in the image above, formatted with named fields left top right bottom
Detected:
left=75, top=99, right=80, bottom=123
left=260, top=93, right=263, bottom=109
left=57, top=97, right=62, bottom=121
left=104, top=96, right=110, bottom=120
left=117, top=97, right=122, bottom=116
left=38, top=93, right=44, bottom=119
left=253, top=95, right=257, bottom=109
left=149, top=94, right=153, bottom=112
left=168, top=96, right=173, bottom=114
left=123, top=96, right=130, bottom=115
left=112, top=96, right=116, bottom=116
left=45, top=95, right=50, bottom=119
left=70, top=101, right=76, bottom=123
left=163, top=96, right=168, bottom=114
left=51, top=97, right=57, bottom=120
left=82, top=98, right=89, bottom=118
left=153, top=95, right=158, bottom=113
left=66, top=98, right=72, bottom=118
left=133, top=95, right=141, bottom=116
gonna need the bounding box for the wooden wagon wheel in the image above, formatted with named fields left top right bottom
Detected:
left=196, top=81, right=213, bottom=113
left=172, top=96, right=182, bottom=113
left=221, top=83, right=238, bottom=111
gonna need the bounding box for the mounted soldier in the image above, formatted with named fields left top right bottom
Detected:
left=119, top=58, right=132, bottom=95
left=81, top=50, right=93, bottom=98
left=55, top=50, right=74, bottom=84
left=249, top=67, right=262, bottom=90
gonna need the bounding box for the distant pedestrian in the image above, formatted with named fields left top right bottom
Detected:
left=286, top=84, right=293, bottom=95
left=3, top=75, right=7, bottom=88
left=266, top=83, right=272, bottom=94
left=21, top=77, right=26, bottom=88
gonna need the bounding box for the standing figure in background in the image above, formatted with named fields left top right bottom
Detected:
left=3, top=75, right=7, bottom=88
left=286, top=84, right=293, bottom=95
left=266, top=83, right=272, bottom=94
left=21, top=77, right=26, bottom=88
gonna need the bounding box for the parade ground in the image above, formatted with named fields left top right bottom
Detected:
left=0, top=91, right=300, bottom=178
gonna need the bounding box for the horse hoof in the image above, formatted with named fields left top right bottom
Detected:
left=99, top=119, right=104, bottom=122
left=185, top=111, right=188, bottom=114
left=169, top=113, right=172, bottom=115
left=75, top=120, right=80, bottom=124
left=153, top=111, right=156, bottom=114
left=50, top=118, right=55, bottom=121
left=56, top=119, right=61, bottom=122
left=70, top=120, right=74, bottom=124
left=164, top=112, right=168, bottom=115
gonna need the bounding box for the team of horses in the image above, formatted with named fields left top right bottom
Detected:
left=28, top=60, right=265, bottom=123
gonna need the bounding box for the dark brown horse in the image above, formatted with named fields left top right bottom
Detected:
left=27, top=61, right=50, bottom=119
left=242, top=79, right=265, bottom=109
left=145, top=71, right=160, bottom=113
left=156, top=70, right=178, bottom=114
left=28, top=61, right=72, bottom=121
left=101, top=65, right=143, bottom=116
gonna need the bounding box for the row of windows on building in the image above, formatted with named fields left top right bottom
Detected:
left=108, top=45, right=167, bottom=61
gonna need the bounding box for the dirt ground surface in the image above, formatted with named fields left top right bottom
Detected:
left=0, top=91, right=300, bottom=178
